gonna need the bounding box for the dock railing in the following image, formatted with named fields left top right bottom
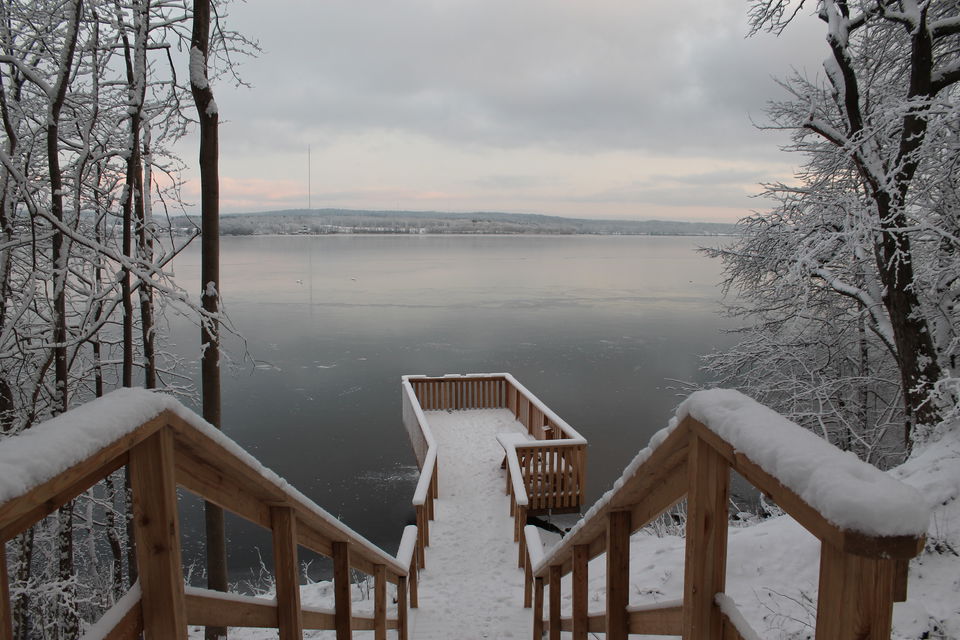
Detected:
left=402, top=373, right=587, bottom=569
left=519, top=389, right=929, bottom=640
left=0, top=389, right=419, bottom=640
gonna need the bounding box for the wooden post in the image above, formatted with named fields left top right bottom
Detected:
left=606, top=510, right=631, bottom=640
left=549, top=564, right=561, bottom=640
left=416, top=505, right=427, bottom=569
left=572, top=544, right=588, bottom=640
left=129, top=428, right=187, bottom=639
left=270, top=506, right=303, bottom=640
left=815, top=542, right=897, bottom=640
left=523, top=553, right=533, bottom=608
left=517, top=506, right=528, bottom=568
left=683, top=434, right=730, bottom=640
left=533, top=577, right=545, bottom=640
left=397, top=575, right=409, bottom=640
left=374, top=564, right=387, bottom=640
left=332, top=541, right=352, bottom=640
left=409, top=558, right=419, bottom=609
left=1, top=543, right=12, bottom=640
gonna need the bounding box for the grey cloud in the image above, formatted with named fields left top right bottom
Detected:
left=216, top=0, right=827, bottom=161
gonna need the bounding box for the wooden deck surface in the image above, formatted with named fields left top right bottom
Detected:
left=409, top=409, right=533, bottom=639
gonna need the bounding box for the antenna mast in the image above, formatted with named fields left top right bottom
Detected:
left=308, top=144, right=312, bottom=209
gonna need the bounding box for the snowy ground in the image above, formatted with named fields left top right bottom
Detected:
left=187, top=410, right=960, bottom=639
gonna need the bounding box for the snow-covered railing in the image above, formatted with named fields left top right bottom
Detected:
left=521, top=389, right=929, bottom=640
left=404, top=373, right=588, bottom=519
left=401, top=377, right=440, bottom=571
left=0, top=389, right=417, bottom=640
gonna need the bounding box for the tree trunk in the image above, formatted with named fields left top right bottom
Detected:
left=191, top=2, right=228, bottom=636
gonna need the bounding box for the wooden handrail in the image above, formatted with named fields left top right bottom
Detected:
left=0, top=389, right=416, bottom=640
left=403, top=373, right=588, bottom=520
left=520, top=389, right=929, bottom=640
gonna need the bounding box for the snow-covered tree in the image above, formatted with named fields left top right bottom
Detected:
left=0, top=0, right=251, bottom=635
left=710, top=0, right=960, bottom=453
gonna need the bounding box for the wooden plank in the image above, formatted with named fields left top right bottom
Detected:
left=301, top=608, right=335, bottom=629
left=689, top=419, right=924, bottom=559
left=0, top=413, right=166, bottom=541
left=129, top=427, right=187, bottom=639
left=397, top=576, right=409, bottom=640
left=271, top=506, right=303, bottom=639
left=186, top=591, right=278, bottom=627
left=683, top=433, right=730, bottom=640
left=374, top=564, right=387, bottom=640
left=549, top=564, right=561, bottom=640
left=333, top=541, right=352, bottom=640
left=175, top=447, right=272, bottom=529
left=533, top=577, right=544, bottom=640
left=572, top=544, right=588, bottom=640
left=628, top=604, right=683, bottom=635
left=606, top=510, right=631, bottom=640
left=815, top=541, right=897, bottom=640
left=296, top=522, right=334, bottom=559
left=1, top=544, right=13, bottom=640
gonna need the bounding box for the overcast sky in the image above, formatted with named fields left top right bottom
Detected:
left=178, top=0, right=828, bottom=222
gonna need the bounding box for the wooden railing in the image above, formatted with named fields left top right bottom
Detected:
left=0, top=389, right=419, bottom=640
left=403, top=373, right=587, bottom=519
left=519, top=390, right=929, bottom=640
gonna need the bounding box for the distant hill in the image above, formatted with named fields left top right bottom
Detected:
left=169, top=208, right=739, bottom=237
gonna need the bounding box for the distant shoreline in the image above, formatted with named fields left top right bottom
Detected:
left=170, top=207, right=740, bottom=237
left=214, top=231, right=738, bottom=238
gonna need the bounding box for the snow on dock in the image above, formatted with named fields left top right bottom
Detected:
left=409, top=409, right=533, bottom=639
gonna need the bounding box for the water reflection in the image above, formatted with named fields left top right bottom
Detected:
left=167, top=234, right=735, bottom=585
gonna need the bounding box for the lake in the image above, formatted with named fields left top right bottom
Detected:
left=166, top=234, right=737, bottom=584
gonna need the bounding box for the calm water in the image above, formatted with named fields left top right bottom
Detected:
left=166, top=234, right=736, bottom=583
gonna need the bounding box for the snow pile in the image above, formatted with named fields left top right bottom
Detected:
left=679, top=389, right=930, bottom=537
left=0, top=388, right=185, bottom=505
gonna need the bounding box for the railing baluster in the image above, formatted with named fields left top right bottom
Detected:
left=129, top=427, right=187, bottom=639
left=606, top=510, right=631, bottom=640
left=416, top=506, right=427, bottom=569
left=523, top=552, right=533, bottom=609
left=409, top=556, right=419, bottom=609
left=333, top=541, right=352, bottom=640
left=573, top=544, right=589, bottom=640
left=397, top=575, right=409, bottom=640
left=374, top=564, right=387, bottom=640
left=549, top=564, right=562, bottom=640
left=516, top=505, right=528, bottom=568
left=270, top=505, right=303, bottom=639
